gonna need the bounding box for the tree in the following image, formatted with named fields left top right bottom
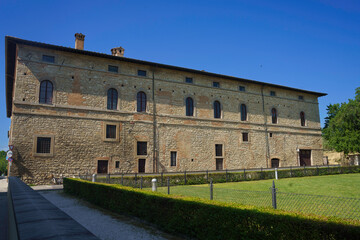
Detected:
left=0, top=151, right=7, bottom=175
left=322, top=87, right=360, bottom=154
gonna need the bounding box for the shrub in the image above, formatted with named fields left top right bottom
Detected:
left=64, top=178, right=360, bottom=240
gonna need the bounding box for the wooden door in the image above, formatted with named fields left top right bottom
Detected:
left=97, top=160, right=108, bottom=174
left=271, top=158, right=279, bottom=168
left=300, top=150, right=311, bottom=166
left=138, top=159, right=146, bottom=173
left=216, top=158, right=223, bottom=170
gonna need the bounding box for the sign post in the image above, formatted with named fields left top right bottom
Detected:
left=7, top=146, right=14, bottom=181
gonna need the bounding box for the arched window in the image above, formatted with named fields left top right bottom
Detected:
left=240, top=104, right=247, bottom=121
left=39, top=80, right=53, bottom=104
left=137, top=91, right=146, bottom=112
left=186, top=97, right=194, bottom=116
left=271, top=108, right=277, bottom=124
left=214, top=101, right=221, bottom=118
left=107, top=88, right=118, bottom=110
left=300, top=111, right=305, bottom=126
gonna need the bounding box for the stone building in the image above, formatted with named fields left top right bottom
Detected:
left=5, top=34, right=326, bottom=184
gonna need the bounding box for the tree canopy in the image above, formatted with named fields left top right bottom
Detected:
left=0, top=151, right=7, bottom=175
left=322, top=87, right=360, bottom=154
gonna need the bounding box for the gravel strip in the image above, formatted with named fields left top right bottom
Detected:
left=40, top=191, right=183, bottom=240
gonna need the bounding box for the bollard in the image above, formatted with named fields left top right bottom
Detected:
left=152, top=178, right=157, bottom=192
left=210, top=179, right=213, bottom=200
left=271, top=180, right=277, bottom=209
left=167, top=177, right=170, bottom=194
left=92, top=174, right=96, bottom=183
left=275, top=168, right=278, bottom=180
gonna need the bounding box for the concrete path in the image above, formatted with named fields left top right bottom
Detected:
left=40, top=190, right=182, bottom=240
left=0, top=177, right=9, bottom=240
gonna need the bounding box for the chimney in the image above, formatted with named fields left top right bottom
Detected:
left=111, top=47, right=125, bottom=57
left=75, top=33, right=85, bottom=50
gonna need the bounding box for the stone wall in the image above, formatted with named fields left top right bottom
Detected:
left=9, top=44, right=323, bottom=184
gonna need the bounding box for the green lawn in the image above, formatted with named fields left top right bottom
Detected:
left=155, top=173, right=360, bottom=220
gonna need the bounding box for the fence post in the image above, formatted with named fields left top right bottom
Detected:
left=261, top=167, right=263, bottom=179
left=290, top=166, right=292, bottom=177
left=275, top=168, right=278, bottom=180
left=167, top=177, right=170, bottom=195
left=316, top=165, right=319, bottom=175
left=206, top=170, right=209, bottom=182
left=226, top=169, right=228, bottom=182
left=161, top=172, right=164, bottom=187
left=328, top=164, right=330, bottom=174
left=106, top=174, right=110, bottom=183
left=271, top=180, right=277, bottom=209
left=184, top=170, right=187, bottom=185
left=121, top=172, right=124, bottom=185
left=140, top=177, right=143, bottom=189
left=339, top=164, right=342, bottom=174
left=303, top=166, right=306, bottom=176
left=92, top=174, right=96, bottom=183
left=135, top=173, right=138, bottom=182
left=152, top=178, right=157, bottom=192
left=210, top=179, right=213, bottom=200
left=243, top=169, right=246, bottom=180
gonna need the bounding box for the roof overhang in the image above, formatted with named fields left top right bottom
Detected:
left=5, top=36, right=327, bottom=118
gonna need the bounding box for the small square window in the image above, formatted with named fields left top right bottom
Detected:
left=42, top=55, right=55, bottom=63
left=298, top=95, right=304, bottom=100
left=270, top=91, right=276, bottom=96
left=137, top=142, right=147, bottom=155
left=269, top=133, right=273, bottom=138
left=115, top=161, right=120, bottom=168
left=185, top=77, right=193, bottom=84
left=215, top=144, right=223, bottom=157
left=106, top=125, right=117, bottom=139
left=108, top=65, right=118, bottom=73
left=171, top=151, right=177, bottom=166
left=37, top=137, right=51, bottom=153
left=138, top=70, right=147, bottom=76
left=239, top=86, right=246, bottom=92
left=242, top=133, right=249, bottom=142
left=213, top=82, right=220, bottom=88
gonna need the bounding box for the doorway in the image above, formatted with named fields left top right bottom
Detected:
left=138, top=159, right=146, bottom=173
left=97, top=160, right=108, bottom=174
left=271, top=158, right=280, bottom=168
left=216, top=158, right=223, bottom=170
left=300, top=150, right=311, bottom=166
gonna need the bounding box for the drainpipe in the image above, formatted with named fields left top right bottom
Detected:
left=152, top=68, right=158, bottom=173
left=261, top=85, right=270, bottom=168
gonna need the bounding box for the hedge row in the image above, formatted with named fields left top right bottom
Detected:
left=96, top=165, right=360, bottom=188
left=64, top=178, right=360, bottom=240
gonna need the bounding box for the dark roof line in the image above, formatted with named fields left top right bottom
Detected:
left=6, top=36, right=327, bottom=96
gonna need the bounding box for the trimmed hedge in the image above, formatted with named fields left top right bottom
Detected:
left=96, top=165, right=360, bottom=188
left=64, top=178, right=360, bottom=240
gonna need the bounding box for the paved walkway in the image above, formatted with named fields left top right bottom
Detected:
left=0, top=177, right=8, bottom=240
left=40, top=190, right=182, bottom=240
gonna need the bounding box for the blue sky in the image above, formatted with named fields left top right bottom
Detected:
left=0, top=0, right=359, bottom=151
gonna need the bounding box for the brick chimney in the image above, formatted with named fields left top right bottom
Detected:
left=75, top=33, right=85, bottom=50
left=111, top=47, right=125, bottom=57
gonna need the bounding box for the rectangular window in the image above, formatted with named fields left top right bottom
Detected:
left=242, top=133, right=249, bottom=142
left=185, top=77, right=193, bottom=84
left=108, top=65, right=118, bottom=73
left=215, top=144, right=223, bottom=157
left=213, top=82, right=220, bottom=88
left=42, top=55, right=55, bottom=63
left=270, top=91, right=276, bottom=96
left=138, top=70, right=147, bottom=76
left=106, top=125, right=117, bottom=139
left=298, top=95, right=304, bottom=100
left=239, top=86, right=246, bottom=92
left=269, top=133, right=273, bottom=138
left=216, top=158, right=223, bottom=170
left=170, top=151, right=177, bottom=166
left=115, top=161, right=120, bottom=168
left=37, top=137, right=51, bottom=153
left=137, top=142, right=147, bottom=155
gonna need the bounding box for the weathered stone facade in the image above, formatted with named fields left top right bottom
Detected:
left=5, top=35, right=326, bottom=184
